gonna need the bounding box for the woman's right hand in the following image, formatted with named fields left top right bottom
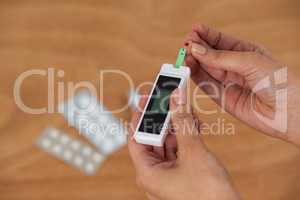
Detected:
left=183, top=24, right=300, bottom=146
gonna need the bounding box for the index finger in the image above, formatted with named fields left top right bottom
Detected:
left=193, top=24, right=257, bottom=52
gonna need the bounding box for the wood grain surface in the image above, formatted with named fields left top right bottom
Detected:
left=0, top=0, right=300, bottom=199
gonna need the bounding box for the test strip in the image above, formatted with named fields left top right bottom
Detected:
left=175, top=48, right=187, bottom=68
left=36, top=127, right=105, bottom=175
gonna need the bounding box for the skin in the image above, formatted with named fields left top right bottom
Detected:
left=183, top=24, right=300, bottom=146
left=128, top=24, right=300, bottom=199
left=128, top=89, right=240, bottom=200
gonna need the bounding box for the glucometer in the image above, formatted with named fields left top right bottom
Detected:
left=134, top=49, right=190, bottom=146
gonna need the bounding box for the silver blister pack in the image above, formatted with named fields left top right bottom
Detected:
left=58, top=90, right=127, bottom=155
left=36, top=127, right=105, bottom=175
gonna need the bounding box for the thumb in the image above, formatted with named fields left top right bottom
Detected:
left=190, top=42, right=265, bottom=77
left=170, top=88, right=207, bottom=159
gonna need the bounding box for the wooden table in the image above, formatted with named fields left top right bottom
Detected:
left=0, top=0, right=299, bottom=199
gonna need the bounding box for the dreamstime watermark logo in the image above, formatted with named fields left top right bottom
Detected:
left=13, top=67, right=288, bottom=136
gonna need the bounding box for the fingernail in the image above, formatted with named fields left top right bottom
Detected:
left=191, top=43, right=206, bottom=55
left=175, top=88, right=187, bottom=105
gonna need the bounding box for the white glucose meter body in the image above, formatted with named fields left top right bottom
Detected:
left=134, top=64, right=191, bottom=147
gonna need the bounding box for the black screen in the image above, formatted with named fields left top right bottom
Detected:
left=138, top=75, right=181, bottom=134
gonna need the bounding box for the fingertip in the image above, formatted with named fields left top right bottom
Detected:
left=192, top=23, right=207, bottom=34
left=186, top=41, right=192, bottom=54
left=134, top=93, right=148, bottom=113
left=170, top=88, right=180, bottom=108
left=182, top=34, right=194, bottom=50
left=191, top=23, right=202, bottom=31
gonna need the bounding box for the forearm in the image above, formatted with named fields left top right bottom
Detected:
left=287, top=85, right=300, bottom=147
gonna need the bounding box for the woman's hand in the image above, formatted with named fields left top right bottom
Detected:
left=128, top=89, right=240, bottom=200
left=184, top=24, right=300, bottom=146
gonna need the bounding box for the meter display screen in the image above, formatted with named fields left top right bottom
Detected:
left=138, top=75, right=181, bottom=135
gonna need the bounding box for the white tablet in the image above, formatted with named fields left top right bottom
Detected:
left=134, top=64, right=190, bottom=147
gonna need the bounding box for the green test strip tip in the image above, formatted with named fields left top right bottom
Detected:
left=175, top=48, right=186, bottom=68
